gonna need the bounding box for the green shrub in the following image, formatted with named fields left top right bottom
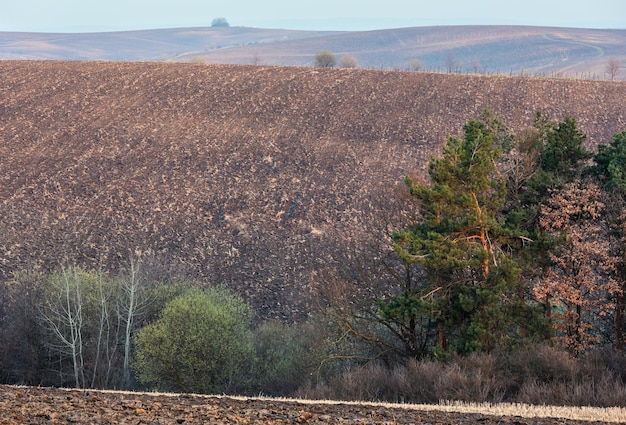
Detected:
left=252, top=320, right=309, bottom=396
left=251, top=317, right=334, bottom=396
left=134, top=287, right=253, bottom=394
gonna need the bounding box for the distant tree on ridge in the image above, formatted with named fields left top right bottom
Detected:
left=211, top=17, right=230, bottom=27
left=314, top=50, right=336, bottom=68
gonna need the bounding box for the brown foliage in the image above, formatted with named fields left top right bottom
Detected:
left=535, top=182, right=621, bottom=353
left=297, top=345, right=626, bottom=407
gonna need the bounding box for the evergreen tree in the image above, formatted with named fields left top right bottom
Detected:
left=592, top=131, right=626, bottom=191
left=591, top=131, right=626, bottom=350
left=514, top=113, right=591, bottom=211
left=388, top=111, right=524, bottom=355
left=505, top=113, right=591, bottom=339
left=538, top=115, right=591, bottom=184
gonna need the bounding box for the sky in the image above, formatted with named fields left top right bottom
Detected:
left=1, top=0, right=625, bottom=33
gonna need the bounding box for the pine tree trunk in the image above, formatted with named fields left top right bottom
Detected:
left=438, top=321, right=446, bottom=351
left=519, top=275, right=526, bottom=338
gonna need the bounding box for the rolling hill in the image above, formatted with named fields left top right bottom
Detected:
left=1, top=25, right=625, bottom=77
left=1, top=60, right=626, bottom=319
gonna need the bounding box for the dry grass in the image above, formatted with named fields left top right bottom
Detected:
left=46, top=387, right=626, bottom=423
left=408, top=401, right=626, bottom=423
left=295, top=347, right=626, bottom=410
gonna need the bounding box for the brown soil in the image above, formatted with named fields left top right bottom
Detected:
left=1, top=61, right=626, bottom=320
left=0, top=385, right=613, bottom=424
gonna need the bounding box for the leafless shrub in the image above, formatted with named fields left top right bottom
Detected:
left=408, top=59, right=422, bottom=72
left=605, top=58, right=622, bottom=80
left=459, top=354, right=507, bottom=403
left=434, top=363, right=469, bottom=401
left=295, top=345, right=626, bottom=406
left=339, top=55, right=359, bottom=69
left=496, top=344, right=578, bottom=387
left=585, top=347, right=626, bottom=382
left=517, top=380, right=564, bottom=405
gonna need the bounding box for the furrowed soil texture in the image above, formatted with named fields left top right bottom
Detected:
left=1, top=385, right=623, bottom=424
left=1, top=61, right=626, bottom=320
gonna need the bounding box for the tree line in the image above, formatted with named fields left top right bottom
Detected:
left=1, top=110, right=626, bottom=401
left=332, top=110, right=626, bottom=362
left=0, top=261, right=331, bottom=394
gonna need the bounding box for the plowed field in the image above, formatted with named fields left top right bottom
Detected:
left=1, top=385, right=621, bottom=424
left=1, top=61, right=626, bottom=320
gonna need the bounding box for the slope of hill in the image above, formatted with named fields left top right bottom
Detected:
left=1, top=61, right=625, bottom=319
left=188, top=26, right=626, bottom=77
left=0, top=27, right=342, bottom=62
left=1, top=25, right=625, bottom=77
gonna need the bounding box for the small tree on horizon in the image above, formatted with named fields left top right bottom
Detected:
left=211, top=17, right=230, bottom=27
left=339, top=55, right=359, bottom=69
left=446, top=53, right=456, bottom=73
left=408, top=59, right=422, bottom=72
left=314, top=50, right=337, bottom=68
left=606, top=58, right=622, bottom=81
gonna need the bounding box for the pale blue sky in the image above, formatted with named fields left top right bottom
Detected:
left=2, top=0, right=624, bottom=32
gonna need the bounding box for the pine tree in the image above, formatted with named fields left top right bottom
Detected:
left=505, top=113, right=591, bottom=340
left=591, top=131, right=626, bottom=350
left=538, top=115, right=591, bottom=184
left=388, top=111, right=524, bottom=355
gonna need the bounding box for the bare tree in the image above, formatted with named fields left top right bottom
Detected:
left=606, top=58, right=622, bottom=80
left=90, top=271, right=118, bottom=388
left=339, top=55, right=359, bottom=69
left=446, top=53, right=455, bottom=73
left=252, top=52, right=261, bottom=66
left=39, top=268, right=88, bottom=388
left=408, top=59, right=422, bottom=72
left=472, top=57, right=481, bottom=74
left=117, top=257, right=150, bottom=388
left=37, top=262, right=150, bottom=389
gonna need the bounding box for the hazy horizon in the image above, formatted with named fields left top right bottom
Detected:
left=2, top=0, right=625, bottom=33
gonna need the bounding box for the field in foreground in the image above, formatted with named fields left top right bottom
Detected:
left=1, top=385, right=624, bottom=424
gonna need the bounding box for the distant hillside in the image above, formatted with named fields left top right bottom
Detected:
left=0, top=27, right=341, bottom=62
left=1, top=25, right=625, bottom=77
left=1, top=61, right=625, bottom=319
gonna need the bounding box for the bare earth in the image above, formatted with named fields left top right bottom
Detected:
left=0, top=385, right=618, bottom=424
